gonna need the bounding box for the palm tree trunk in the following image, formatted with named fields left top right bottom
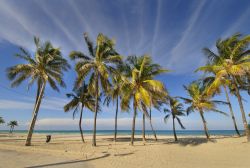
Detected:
left=149, top=117, right=157, bottom=141
left=25, top=82, right=46, bottom=146
left=149, top=106, right=152, bottom=120
left=92, top=76, right=99, bottom=146
left=35, top=81, right=41, bottom=105
left=79, top=105, right=84, bottom=143
left=131, top=98, right=137, bottom=145
left=198, top=109, right=210, bottom=139
left=232, top=76, right=250, bottom=142
left=223, top=85, right=241, bottom=136
left=142, top=113, right=146, bottom=142
left=149, top=104, right=157, bottom=141
left=173, top=117, right=177, bottom=141
left=114, top=97, right=119, bottom=141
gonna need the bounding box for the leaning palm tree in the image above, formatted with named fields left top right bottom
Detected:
left=64, top=83, right=95, bottom=143
left=164, top=97, right=185, bottom=141
left=197, top=33, right=250, bottom=141
left=0, top=117, right=5, bottom=124
left=69, top=33, right=122, bottom=146
left=8, top=121, right=18, bottom=133
left=7, top=37, right=70, bottom=146
left=121, top=55, right=168, bottom=145
left=199, top=76, right=241, bottom=136
left=179, top=82, right=227, bottom=139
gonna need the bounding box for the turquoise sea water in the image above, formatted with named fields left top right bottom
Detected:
left=0, top=130, right=244, bottom=136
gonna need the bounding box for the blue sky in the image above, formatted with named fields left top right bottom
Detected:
left=0, top=0, right=250, bottom=131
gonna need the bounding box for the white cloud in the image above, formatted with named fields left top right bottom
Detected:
left=0, top=99, right=33, bottom=110
left=0, top=97, right=68, bottom=111
left=20, top=116, right=244, bottom=130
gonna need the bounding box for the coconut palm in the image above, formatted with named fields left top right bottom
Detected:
left=199, top=76, right=241, bottom=136
left=164, top=97, right=185, bottom=141
left=8, top=121, right=18, bottom=133
left=103, top=73, right=123, bottom=142
left=179, top=82, right=227, bottom=139
left=64, top=83, right=95, bottom=143
left=121, top=55, right=168, bottom=145
left=69, top=33, right=122, bottom=146
left=7, top=37, right=70, bottom=146
left=0, top=117, right=5, bottom=124
left=126, top=56, right=168, bottom=142
left=197, top=33, right=250, bottom=141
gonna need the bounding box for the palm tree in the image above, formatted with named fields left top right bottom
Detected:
left=121, top=55, right=168, bottom=145
left=197, top=33, right=250, bottom=141
left=0, top=117, right=5, bottom=124
left=69, top=33, right=122, bottom=146
left=103, top=73, right=123, bottom=142
left=179, top=82, right=227, bottom=139
left=64, top=83, right=95, bottom=143
left=7, top=37, right=70, bottom=146
left=8, top=121, right=18, bottom=133
left=164, top=97, right=185, bottom=141
left=199, top=76, right=241, bottom=136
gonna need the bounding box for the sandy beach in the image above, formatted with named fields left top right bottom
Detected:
left=0, top=133, right=249, bottom=168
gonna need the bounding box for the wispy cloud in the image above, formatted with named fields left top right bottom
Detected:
left=0, top=1, right=33, bottom=49
left=151, top=0, right=162, bottom=55
left=167, top=0, right=207, bottom=73
left=35, top=1, right=81, bottom=51
left=0, top=97, right=68, bottom=111
left=0, top=0, right=249, bottom=75
left=222, top=6, right=250, bottom=38
left=0, top=99, right=33, bottom=110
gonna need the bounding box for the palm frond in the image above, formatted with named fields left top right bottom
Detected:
left=176, top=117, right=185, bottom=129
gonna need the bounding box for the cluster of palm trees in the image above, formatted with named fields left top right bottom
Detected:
left=0, top=117, right=18, bottom=133
left=6, top=32, right=250, bottom=147
left=195, top=33, right=250, bottom=141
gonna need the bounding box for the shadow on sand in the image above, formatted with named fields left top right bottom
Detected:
left=102, top=137, right=157, bottom=142
left=161, top=137, right=217, bottom=146
left=114, top=152, right=134, bottom=157
left=101, top=137, right=218, bottom=146
left=25, top=153, right=110, bottom=168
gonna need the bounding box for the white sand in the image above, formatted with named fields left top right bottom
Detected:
left=0, top=133, right=249, bottom=168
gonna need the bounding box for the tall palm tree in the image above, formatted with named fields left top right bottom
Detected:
left=199, top=76, right=241, bottom=136
left=64, top=83, right=95, bottom=143
left=103, top=74, right=123, bottom=142
left=69, top=33, right=122, bottom=146
left=8, top=121, right=18, bottom=133
left=0, top=117, right=5, bottom=124
left=164, top=97, right=185, bottom=141
left=121, top=55, right=168, bottom=145
left=179, top=82, right=227, bottom=139
left=197, top=33, right=250, bottom=141
left=7, top=37, right=70, bottom=146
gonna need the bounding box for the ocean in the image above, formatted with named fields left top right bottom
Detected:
left=0, top=130, right=244, bottom=136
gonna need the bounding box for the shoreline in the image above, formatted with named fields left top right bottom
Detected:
left=0, top=129, right=244, bottom=136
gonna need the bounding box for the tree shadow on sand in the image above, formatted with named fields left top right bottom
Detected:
left=25, top=153, right=110, bottom=168
left=102, top=137, right=150, bottom=142
left=161, top=137, right=217, bottom=146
